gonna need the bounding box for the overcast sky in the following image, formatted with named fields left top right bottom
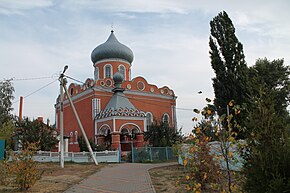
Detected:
left=1, top=0, right=289, bottom=134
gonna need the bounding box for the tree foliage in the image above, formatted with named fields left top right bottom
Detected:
left=209, top=11, right=249, bottom=130
left=0, top=142, right=41, bottom=191
left=144, top=121, right=182, bottom=147
left=78, top=135, right=97, bottom=152
left=0, top=79, right=14, bottom=128
left=15, top=118, right=58, bottom=151
left=248, top=58, right=290, bottom=123
left=242, top=88, right=290, bottom=193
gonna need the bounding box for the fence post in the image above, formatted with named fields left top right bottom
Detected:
left=72, top=152, right=74, bottom=162
left=149, top=147, right=152, bottom=162
left=165, top=147, right=169, bottom=160
left=118, top=146, right=121, bottom=163
left=49, top=152, right=52, bottom=162
left=131, top=142, right=135, bottom=163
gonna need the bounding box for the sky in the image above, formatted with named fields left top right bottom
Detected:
left=0, top=0, right=289, bottom=134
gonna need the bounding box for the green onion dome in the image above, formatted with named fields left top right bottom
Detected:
left=91, top=30, right=134, bottom=64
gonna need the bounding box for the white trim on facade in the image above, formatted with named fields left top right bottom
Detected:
left=94, top=58, right=131, bottom=66
left=104, top=64, right=113, bottom=78
left=119, top=122, right=141, bottom=133
left=118, top=64, right=126, bottom=80
left=98, top=124, right=112, bottom=135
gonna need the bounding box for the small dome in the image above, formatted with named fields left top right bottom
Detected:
left=91, top=31, right=134, bottom=64
left=113, top=71, right=124, bottom=85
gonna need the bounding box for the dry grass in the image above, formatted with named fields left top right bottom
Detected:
left=149, top=164, right=185, bottom=193
left=0, top=162, right=104, bottom=193
left=149, top=164, right=244, bottom=193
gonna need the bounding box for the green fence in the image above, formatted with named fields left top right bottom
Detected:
left=0, top=140, right=5, bottom=160
left=131, top=147, right=176, bottom=163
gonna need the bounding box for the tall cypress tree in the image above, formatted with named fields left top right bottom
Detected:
left=209, top=11, right=249, bottom=129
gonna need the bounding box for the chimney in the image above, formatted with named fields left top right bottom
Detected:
left=37, top=117, right=44, bottom=123
left=19, top=96, right=23, bottom=122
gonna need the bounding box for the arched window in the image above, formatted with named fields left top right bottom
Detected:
left=120, top=128, right=129, bottom=142
left=162, top=113, right=170, bottom=125
left=94, top=67, right=99, bottom=81
left=146, top=112, right=153, bottom=128
left=118, top=65, right=126, bottom=79
left=131, top=127, right=139, bottom=140
left=74, top=131, right=78, bottom=144
left=104, top=64, right=112, bottom=78
left=69, top=132, right=73, bottom=144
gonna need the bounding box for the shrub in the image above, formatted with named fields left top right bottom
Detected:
left=3, top=143, right=42, bottom=191
left=177, top=133, right=222, bottom=192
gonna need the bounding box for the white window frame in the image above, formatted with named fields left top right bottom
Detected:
left=146, top=112, right=153, bottom=128
left=74, top=131, right=78, bottom=144
left=94, top=67, right=99, bottom=81
left=118, top=64, right=126, bottom=80
left=104, top=64, right=113, bottom=78
left=92, top=98, right=101, bottom=118
left=162, top=113, right=170, bottom=125
left=69, top=131, right=73, bottom=144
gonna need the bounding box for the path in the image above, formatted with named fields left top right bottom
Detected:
left=64, top=162, right=176, bottom=193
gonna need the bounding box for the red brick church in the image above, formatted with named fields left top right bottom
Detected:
left=55, top=31, right=177, bottom=152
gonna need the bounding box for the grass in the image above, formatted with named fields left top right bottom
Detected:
left=0, top=162, right=104, bottom=193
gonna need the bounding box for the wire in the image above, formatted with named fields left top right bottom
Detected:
left=12, top=79, right=58, bottom=104
left=11, top=74, right=58, bottom=81
left=64, top=75, right=194, bottom=112
left=64, top=75, right=85, bottom=85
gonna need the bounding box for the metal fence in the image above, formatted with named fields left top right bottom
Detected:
left=9, top=150, right=119, bottom=163
left=131, top=147, right=177, bottom=163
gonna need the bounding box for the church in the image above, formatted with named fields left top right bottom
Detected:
left=55, top=31, right=177, bottom=152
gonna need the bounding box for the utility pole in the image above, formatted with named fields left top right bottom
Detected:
left=59, top=65, right=98, bottom=166
left=59, top=65, right=68, bottom=168
left=63, top=82, right=98, bottom=165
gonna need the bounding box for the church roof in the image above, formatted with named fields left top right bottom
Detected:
left=95, top=72, right=145, bottom=119
left=91, top=30, right=134, bottom=64
left=105, top=91, right=136, bottom=110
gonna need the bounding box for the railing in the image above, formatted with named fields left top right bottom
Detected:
left=10, top=150, right=120, bottom=163
left=132, top=147, right=177, bottom=163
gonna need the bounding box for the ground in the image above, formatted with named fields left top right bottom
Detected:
left=149, top=164, right=184, bottom=193
left=0, top=162, right=104, bottom=193
left=149, top=164, right=243, bottom=193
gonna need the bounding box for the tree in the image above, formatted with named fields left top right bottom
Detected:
left=209, top=11, right=250, bottom=131
left=0, top=79, right=14, bottom=128
left=78, top=135, right=98, bottom=152
left=0, top=121, right=14, bottom=149
left=192, top=98, right=242, bottom=193
left=15, top=118, right=58, bottom=151
left=248, top=58, right=290, bottom=124
left=242, top=87, right=290, bottom=192
left=144, top=121, right=182, bottom=147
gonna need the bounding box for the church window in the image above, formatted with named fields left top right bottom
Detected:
left=162, top=113, right=170, bottom=125
left=92, top=98, right=101, bottom=118
left=146, top=112, right=153, bottom=129
left=131, top=127, right=139, bottom=140
left=94, top=67, right=99, bottom=80
left=74, top=131, right=78, bottom=144
left=118, top=65, right=126, bottom=79
left=104, top=64, right=112, bottom=78
left=69, top=132, right=73, bottom=144
left=137, top=81, right=145, bottom=91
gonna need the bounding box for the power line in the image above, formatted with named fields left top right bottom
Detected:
left=9, top=74, right=59, bottom=81
left=12, top=79, right=58, bottom=104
